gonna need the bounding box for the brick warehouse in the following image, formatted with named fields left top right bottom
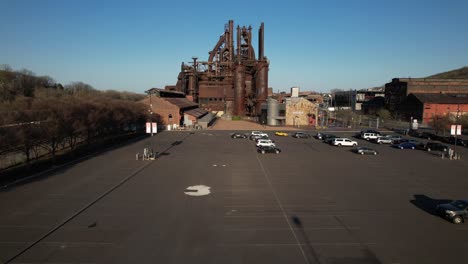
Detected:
left=401, top=93, right=468, bottom=124
left=385, top=78, right=468, bottom=113
left=142, top=88, right=210, bottom=129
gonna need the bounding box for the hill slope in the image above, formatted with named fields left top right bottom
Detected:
left=426, top=66, right=468, bottom=79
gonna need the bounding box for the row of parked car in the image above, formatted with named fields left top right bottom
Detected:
left=231, top=128, right=465, bottom=156
left=408, top=130, right=467, bottom=147
left=231, top=131, right=282, bottom=154
left=315, top=129, right=455, bottom=155
left=314, top=132, right=378, bottom=155
left=353, top=129, right=455, bottom=151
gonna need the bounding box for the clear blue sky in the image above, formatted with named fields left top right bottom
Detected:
left=1, top=0, right=467, bottom=93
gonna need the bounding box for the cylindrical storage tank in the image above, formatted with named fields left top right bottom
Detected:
left=255, top=62, right=269, bottom=114
left=233, top=64, right=246, bottom=116
left=267, top=97, right=279, bottom=126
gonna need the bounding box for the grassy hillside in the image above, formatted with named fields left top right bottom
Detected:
left=426, top=66, right=468, bottom=79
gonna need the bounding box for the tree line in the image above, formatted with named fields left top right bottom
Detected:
left=0, top=65, right=150, bottom=168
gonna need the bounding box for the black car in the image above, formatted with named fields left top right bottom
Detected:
left=257, top=145, right=281, bottom=154
left=443, top=136, right=467, bottom=147
left=314, top=132, right=323, bottom=140
left=292, top=132, right=310, bottom=138
left=322, top=134, right=337, bottom=141
left=353, top=147, right=378, bottom=155
left=361, top=129, right=381, bottom=135
left=323, top=134, right=338, bottom=144
left=231, top=133, right=247, bottom=139
left=419, top=132, right=444, bottom=141
left=424, top=142, right=448, bottom=152
left=436, top=199, right=468, bottom=224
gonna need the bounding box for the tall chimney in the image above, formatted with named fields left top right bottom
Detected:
left=258, top=22, right=264, bottom=60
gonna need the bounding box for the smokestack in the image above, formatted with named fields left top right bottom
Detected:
left=259, top=23, right=264, bottom=60
left=237, top=25, right=241, bottom=62
left=229, top=20, right=234, bottom=60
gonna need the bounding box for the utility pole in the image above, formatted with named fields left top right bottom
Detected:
left=150, top=92, right=153, bottom=136
left=454, top=104, right=460, bottom=158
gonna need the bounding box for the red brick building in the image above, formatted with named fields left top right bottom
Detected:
left=401, top=93, right=468, bottom=124
left=141, top=88, right=209, bottom=129
left=385, top=78, right=468, bottom=112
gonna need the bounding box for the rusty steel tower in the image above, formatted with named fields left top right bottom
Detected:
left=174, top=20, right=269, bottom=117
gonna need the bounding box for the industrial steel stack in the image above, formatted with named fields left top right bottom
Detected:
left=174, top=20, right=269, bottom=117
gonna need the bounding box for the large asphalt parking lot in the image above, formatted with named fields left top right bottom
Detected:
left=1, top=130, right=468, bottom=264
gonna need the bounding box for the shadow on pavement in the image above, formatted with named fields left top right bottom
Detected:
left=292, top=215, right=381, bottom=264
left=171, top=141, right=183, bottom=146
left=410, top=194, right=452, bottom=216
left=1, top=134, right=149, bottom=191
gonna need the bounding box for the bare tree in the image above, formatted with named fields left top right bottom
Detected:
left=64, top=82, right=96, bottom=97
left=431, top=115, right=451, bottom=135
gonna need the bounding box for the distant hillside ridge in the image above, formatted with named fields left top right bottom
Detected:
left=426, top=66, right=468, bottom=79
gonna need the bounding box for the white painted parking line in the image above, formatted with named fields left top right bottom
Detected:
left=223, top=227, right=361, bottom=231
left=256, top=154, right=315, bottom=264
left=217, top=242, right=377, bottom=247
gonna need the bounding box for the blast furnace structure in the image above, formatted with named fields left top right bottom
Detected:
left=174, top=20, right=269, bottom=117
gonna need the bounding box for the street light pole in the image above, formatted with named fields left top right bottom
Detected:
left=454, top=104, right=460, bottom=157
left=149, top=92, right=153, bottom=137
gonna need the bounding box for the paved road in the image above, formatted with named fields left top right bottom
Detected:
left=1, top=131, right=468, bottom=263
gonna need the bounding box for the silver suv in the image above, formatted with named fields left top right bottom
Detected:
left=376, top=136, right=392, bottom=144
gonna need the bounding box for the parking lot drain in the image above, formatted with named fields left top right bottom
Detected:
left=184, top=185, right=211, bottom=196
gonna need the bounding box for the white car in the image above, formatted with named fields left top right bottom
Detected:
left=361, top=133, right=379, bottom=141
left=256, top=139, right=276, bottom=148
left=250, top=131, right=268, bottom=140
left=332, top=138, right=358, bottom=147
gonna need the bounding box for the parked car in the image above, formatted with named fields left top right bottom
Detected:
left=424, top=142, right=448, bottom=152
left=324, top=135, right=338, bottom=144
left=361, top=133, right=379, bottom=141
left=331, top=138, right=358, bottom=147
left=420, top=132, right=436, bottom=140
left=255, top=137, right=274, bottom=143
left=417, top=131, right=444, bottom=141
left=231, top=133, right=247, bottom=139
left=353, top=147, right=378, bottom=155
left=443, top=136, right=467, bottom=147
left=375, top=136, right=393, bottom=144
left=395, top=138, right=420, bottom=145
left=393, top=142, right=417, bottom=149
left=388, top=135, right=403, bottom=144
left=322, top=134, right=337, bottom=141
left=256, top=139, right=276, bottom=148
left=393, top=128, right=409, bottom=135
left=315, top=132, right=324, bottom=140
left=275, top=131, right=288, bottom=137
left=408, top=130, right=423, bottom=138
left=436, top=199, right=468, bottom=224
left=292, top=132, right=310, bottom=138
left=361, top=129, right=381, bottom=135
left=250, top=131, right=268, bottom=140
left=257, top=145, right=281, bottom=154
left=251, top=134, right=268, bottom=141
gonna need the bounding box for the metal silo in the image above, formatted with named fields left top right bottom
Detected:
left=267, top=97, right=279, bottom=126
